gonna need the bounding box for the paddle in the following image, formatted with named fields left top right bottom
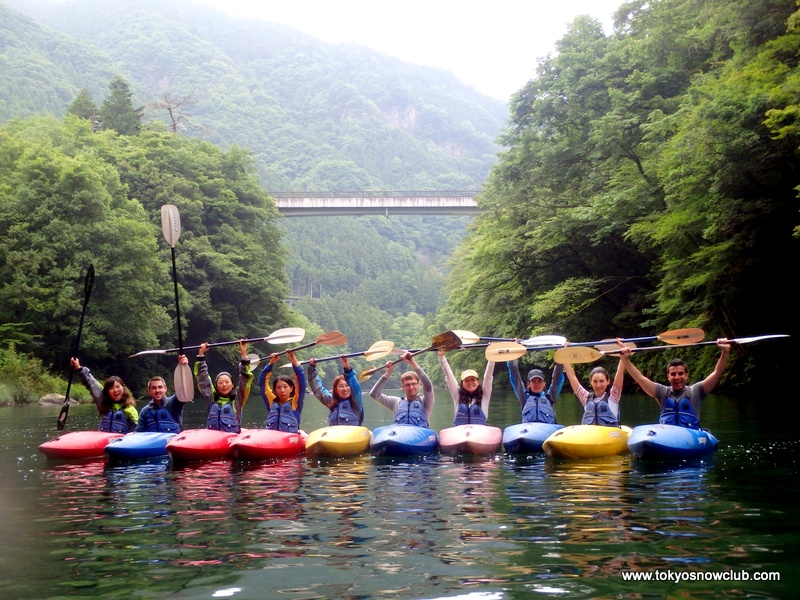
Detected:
left=358, top=330, right=462, bottom=381
left=56, top=264, right=95, bottom=430
left=553, top=334, right=790, bottom=364
left=484, top=341, right=528, bottom=362
left=572, top=327, right=705, bottom=348
left=262, top=330, right=348, bottom=361
left=451, top=330, right=567, bottom=347
left=284, top=340, right=395, bottom=367
left=161, top=204, right=193, bottom=403
left=128, top=327, right=306, bottom=357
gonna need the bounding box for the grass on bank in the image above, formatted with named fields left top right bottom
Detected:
left=0, top=346, right=91, bottom=406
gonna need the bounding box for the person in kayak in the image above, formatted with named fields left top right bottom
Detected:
left=195, top=340, right=253, bottom=433
left=259, top=350, right=305, bottom=432
left=618, top=339, right=731, bottom=429
left=507, top=360, right=564, bottom=424
left=369, top=352, right=435, bottom=427
left=562, top=340, right=625, bottom=427
left=438, top=351, right=494, bottom=426
left=69, top=358, right=138, bottom=433
left=135, top=355, right=190, bottom=433
left=307, top=355, right=364, bottom=426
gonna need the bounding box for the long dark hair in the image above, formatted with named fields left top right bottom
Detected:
left=331, top=374, right=351, bottom=403
left=271, top=374, right=296, bottom=403
left=101, top=376, right=136, bottom=410
left=458, top=382, right=483, bottom=406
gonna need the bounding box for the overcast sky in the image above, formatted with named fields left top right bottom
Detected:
left=194, top=0, right=623, bottom=101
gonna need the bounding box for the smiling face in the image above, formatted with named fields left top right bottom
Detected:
left=401, top=373, right=420, bottom=399
left=148, top=377, right=167, bottom=403
left=108, top=380, right=125, bottom=402
left=216, top=375, right=234, bottom=396
left=589, top=371, right=611, bottom=397
left=461, top=376, right=479, bottom=393
left=667, top=365, right=688, bottom=392
left=334, top=377, right=352, bottom=400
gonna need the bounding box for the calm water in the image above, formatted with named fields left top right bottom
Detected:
left=1, top=389, right=798, bottom=599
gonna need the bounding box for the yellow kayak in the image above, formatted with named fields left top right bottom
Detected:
left=543, top=424, right=632, bottom=459
left=305, top=425, right=372, bottom=458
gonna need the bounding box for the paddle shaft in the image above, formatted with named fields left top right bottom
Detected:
left=57, top=265, right=95, bottom=430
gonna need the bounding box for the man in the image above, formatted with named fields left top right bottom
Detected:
left=135, top=355, right=190, bottom=433
left=507, top=360, right=564, bottom=424
left=618, top=339, right=731, bottom=429
left=369, top=352, right=435, bottom=427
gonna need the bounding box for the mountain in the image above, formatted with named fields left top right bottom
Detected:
left=1, top=0, right=506, bottom=190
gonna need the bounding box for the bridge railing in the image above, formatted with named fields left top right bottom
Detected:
left=269, top=190, right=479, bottom=198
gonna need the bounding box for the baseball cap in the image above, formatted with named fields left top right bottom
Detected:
left=527, top=368, right=545, bottom=381
left=460, top=369, right=479, bottom=381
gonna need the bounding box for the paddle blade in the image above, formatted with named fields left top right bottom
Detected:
left=316, top=330, right=348, bottom=347
left=484, top=342, right=527, bottom=361
left=56, top=403, right=69, bottom=430
left=174, top=363, right=195, bottom=403
left=160, top=204, right=181, bottom=247
left=554, top=347, right=603, bottom=364
left=658, top=327, right=705, bottom=345
left=594, top=341, right=636, bottom=352
left=521, top=335, right=567, bottom=347
left=451, top=330, right=481, bottom=345
left=266, top=327, right=306, bottom=344
left=432, top=331, right=463, bottom=352
left=364, top=341, right=394, bottom=361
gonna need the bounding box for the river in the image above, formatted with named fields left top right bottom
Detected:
left=1, top=389, right=797, bottom=599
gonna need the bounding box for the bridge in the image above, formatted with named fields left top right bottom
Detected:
left=270, top=191, right=481, bottom=216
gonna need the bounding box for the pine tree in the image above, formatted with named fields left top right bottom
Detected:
left=98, top=76, right=143, bottom=135
left=67, top=88, right=99, bottom=121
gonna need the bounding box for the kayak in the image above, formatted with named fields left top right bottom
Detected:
left=38, top=431, right=124, bottom=459
left=305, top=425, right=371, bottom=458
left=166, top=429, right=238, bottom=461
left=502, top=422, right=564, bottom=454
left=627, top=424, right=719, bottom=460
left=438, top=424, right=502, bottom=456
left=369, top=424, right=438, bottom=457
left=543, top=424, right=632, bottom=459
left=229, top=429, right=307, bottom=460
left=104, top=432, right=177, bottom=460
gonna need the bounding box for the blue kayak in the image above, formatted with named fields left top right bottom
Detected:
left=104, top=432, right=177, bottom=460
left=502, top=422, right=564, bottom=454
left=627, top=424, right=718, bottom=460
left=369, top=424, right=438, bottom=457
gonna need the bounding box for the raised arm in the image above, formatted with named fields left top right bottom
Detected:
left=701, top=339, right=731, bottom=395
left=618, top=347, right=657, bottom=398
left=437, top=351, right=460, bottom=406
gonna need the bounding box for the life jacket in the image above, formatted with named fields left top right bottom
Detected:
left=207, top=400, right=240, bottom=433
left=328, top=399, right=361, bottom=426
left=98, top=406, right=133, bottom=433
left=660, top=395, right=700, bottom=429
left=453, top=401, right=487, bottom=426
left=394, top=398, right=429, bottom=427
left=522, top=392, right=557, bottom=424
left=581, top=391, right=619, bottom=427
left=266, top=401, right=299, bottom=432
left=142, top=402, right=181, bottom=433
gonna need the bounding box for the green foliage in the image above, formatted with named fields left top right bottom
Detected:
left=67, top=88, right=99, bottom=121
left=98, top=76, right=142, bottom=135
left=0, top=345, right=88, bottom=405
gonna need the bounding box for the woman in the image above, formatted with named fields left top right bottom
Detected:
left=259, top=350, right=305, bottom=432
left=308, top=356, right=364, bottom=426
left=438, top=351, right=494, bottom=426
left=70, top=358, right=138, bottom=433
left=562, top=342, right=625, bottom=427
left=195, top=340, right=253, bottom=433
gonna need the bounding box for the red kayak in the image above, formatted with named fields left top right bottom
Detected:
left=38, top=431, right=124, bottom=459
left=229, top=429, right=308, bottom=460
left=438, top=424, right=502, bottom=456
left=166, top=429, right=238, bottom=461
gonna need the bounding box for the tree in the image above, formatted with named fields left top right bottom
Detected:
left=67, top=88, right=99, bottom=121
left=149, top=92, right=207, bottom=135
left=98, top=76, right=143, bottom=135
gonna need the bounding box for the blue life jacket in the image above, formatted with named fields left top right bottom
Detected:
left=328, top=399, right=361, bottom=426
left=99, top=407, right=133, bottom=433
left=394, top=398, right=429, bottom=427
left=266, top=401, right=299, bottom=432
left=207, top=400, right=240, bottom=433
left=581, top=392, right=619, bottom=427
left=142, top=403, right=181, bottom=433
left=660, top=395, right=700, bottom=429
left=522, top=392, right=557, bottom=424
left=454, top=401, right=487, bottom=426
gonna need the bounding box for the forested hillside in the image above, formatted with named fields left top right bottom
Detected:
left=435, top=0, right=799, bottom=387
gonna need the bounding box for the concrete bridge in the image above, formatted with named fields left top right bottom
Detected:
left=270, top=191, right=481, bottom=216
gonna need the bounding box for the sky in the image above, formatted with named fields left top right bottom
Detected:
left=194, top=0, right=624, bottom=101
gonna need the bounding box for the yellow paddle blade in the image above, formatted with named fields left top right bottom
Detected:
left=554, top=346, right=603, bottom=364
left=658, top=327, right=704, bottom=344
left=364, top=341, right=394, bottom=361
left=484, top=342, right=527, bottom=362
left=594, top=341, right=636, bottom=352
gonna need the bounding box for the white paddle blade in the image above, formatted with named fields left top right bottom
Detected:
left=174, top=363, right=194, bottom=403
left=266, top=327, right=306, bottom=344
left=521, top=335, right=567, bottom=347
left=160, top=204, right=181, bottom=247
left=451, top=330, right=481, bottom=344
